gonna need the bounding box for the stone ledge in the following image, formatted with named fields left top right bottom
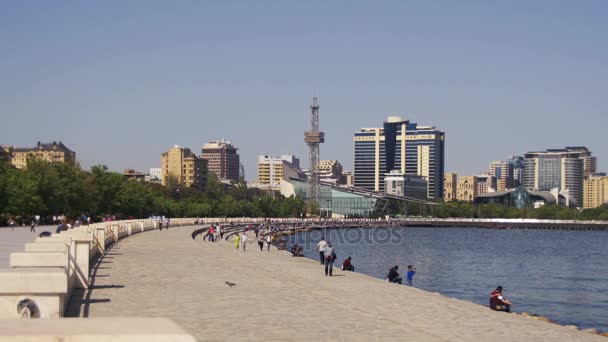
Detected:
left=0, top=317, right=196, bottom=342
left=0, top=269, right=67, bottom=293
left=10, top=253, right=67, bottom=269
left=24, top=243, right=67, bottom=253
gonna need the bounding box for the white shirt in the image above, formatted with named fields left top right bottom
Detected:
left=317, top=240, right=327, bottom=252
left=241, top=234, right=248, bottom=242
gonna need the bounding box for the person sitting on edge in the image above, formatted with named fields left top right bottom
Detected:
left=490, top=286, right=513, bottom=312
left=406, top=265, right=416, bottom=286
left=387, top=265, right=402, bottom=284
left=342, top=256, right=355, bottom=272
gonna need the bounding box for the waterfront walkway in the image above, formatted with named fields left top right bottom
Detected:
left=0, top=225, right=55, bottom=268
left=66, top=226, right=604, bottom=341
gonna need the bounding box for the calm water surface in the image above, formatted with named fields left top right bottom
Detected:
left=285, top=227, right=608, bottom=332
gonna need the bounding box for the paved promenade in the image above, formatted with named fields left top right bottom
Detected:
left=66, top=226, right=604, bottom=341
left=0, top=225, right=54, bottom=268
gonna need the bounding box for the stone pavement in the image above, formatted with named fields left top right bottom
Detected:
left=0, top=225, right=55, bottom=269
left=65, top=226, right=605, bottom=342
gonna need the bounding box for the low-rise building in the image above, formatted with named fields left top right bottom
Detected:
left=122, top=169, right=147, bottom=181
left=583, top=173, right=608, bottom=209
left=476, top=173, right=496, bottom=195
left=161, top=145, right=207, bottom=190
left=444, top=173, right=457, bottom=202
left=457, top=176, right=478, bottom=202
left=8, top=141, right=76, bottom=169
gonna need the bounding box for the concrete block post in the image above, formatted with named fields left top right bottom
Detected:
left=95, top=226, right=106, bottom=255
left=111, top=224, right=119, bottom=242
left=53, top=233, right=93, bottom=289
left=0, top=269, right=68, bottom=319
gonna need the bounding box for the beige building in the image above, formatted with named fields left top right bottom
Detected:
left=161, top=146, right=207, bottom=189
left=476, top=173, right=496, bottom=195
left=257, top=155, right=304, bottom=190
left=319, top=160, right=343, bottom=176
left=457, top=176, right=478, bottom=202
left=201, top=140, right=240, bottom=182
left=489, top=161, right=513, bottom=192
left=444, top=173, right=457, bottom=202
left=8, top=141, right=76, bottom=169
left=583, top=174, right=608, bottom=209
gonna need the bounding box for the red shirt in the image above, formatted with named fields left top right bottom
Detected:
left=490, top=290, right=505, bottom=308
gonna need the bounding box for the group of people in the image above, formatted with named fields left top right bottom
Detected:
left=386, top=265, right=416, bottom=286
left=207, top=224, right=225, bottom=242
left=158, top=218, right=170, bottom=230
left=234, top=231, right=272, bottom=252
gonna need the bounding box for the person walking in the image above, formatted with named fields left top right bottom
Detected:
left=8, top=219, right=15, bottom=231
left=158, top=218, right=163, bottom=230
left=208, top=226, right=215, bottom=242
left=165, top=218, right=170, bottom=230
left=235, top=234, right=241, bottom=250
left=266, top=234, right=272, bottom=251
left=219, top=225, right=224, bottom=240
left=241, top=232, right=248, bottom=252
left=316, top=237, right=327, bottom=265
left=30, top=219, right=36, bottom=233
left=258, top=237, right=264, bottom=251
left=324, top=242, right=336, bottom=276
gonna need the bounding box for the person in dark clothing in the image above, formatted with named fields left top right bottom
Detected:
left=490, top=286, right=513, bottom=312
left=324, top=243, right=336, bottom=276
left=387, top=265, right=402, bottom=284
left=30, top=220, right=36, bottom=233
left=342, top=256, right=355, bottom=271
left=258, top=237, right=265, bottom=251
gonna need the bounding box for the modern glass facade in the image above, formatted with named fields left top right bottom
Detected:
left=353, top=118, right=445, bottom=200
left=290, top=179, right=378, bottom=217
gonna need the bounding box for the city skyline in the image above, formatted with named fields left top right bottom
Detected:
left=2, top=1, right=607, bottom=180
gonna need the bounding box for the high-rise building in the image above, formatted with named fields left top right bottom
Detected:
left=456, top=176, right=478, bottom=202
left=161, top=145, right=207, bottom=190
left=523, top=148, right=585, bottom=207
left=507, top=155, right=525, bottom=187
left=353, top=117, right=445, bottom=199
left=565, top=146, right=597, bottom=179
left=201, top=140, right=240, bottom=182
left=257, top=155, right=304, bottom=189
left=476, top=173, right=496, bottom=195
left=583, top=173, right=608, bottom=209
left=489, top=161, right=514, bottom=191
left=7, top=141, right=76, bottom=169
left=444, top=173, right=457, bottom=202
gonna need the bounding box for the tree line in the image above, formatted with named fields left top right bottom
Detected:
left=0, top=159, right=306, bottom=224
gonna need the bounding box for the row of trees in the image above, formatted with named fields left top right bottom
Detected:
left=0, top=159, right=307, bottom=223
left=402, top=201, right=608, bottom=220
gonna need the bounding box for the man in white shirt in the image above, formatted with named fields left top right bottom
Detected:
left=316, top=237, right=327, bottom=265
left=241, top=233, right=248, bottom=252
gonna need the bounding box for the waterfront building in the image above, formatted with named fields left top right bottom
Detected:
left=257, top=155, right=304, bottom=191
left=583, top=173, right=608, bottom=209
left=456, top=176, right=478, bottom=202
left=476, top=173, right=496, bottom=195
left=489, top=160, right=514, bottom=191
left=523, top=148, right=585, bottom=207
left=161, top=145, right=207, bottom=190
left=444, top=173, right=457, bottom=202
left=201, top=140, right=240, bottom=182
left=385, top=170, right=405, bottom=196
left=7, top=141, right=76, bottom=169
left=475, top=186, right=577, bottom=209
left=564, top=146, right=597, bottom=179
left=353, top=116, right=444, bottom=199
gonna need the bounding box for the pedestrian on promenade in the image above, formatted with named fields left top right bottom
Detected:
left=8, top=219, right=15, bottom=231
left=342, top=256, right=354, bottom=272
left=87, top=216, right=91, bottom=226
left=241, top=232, right=248, bottom=251
left=208, top=226, right=215, bottom=242
left=387, top=266, right=402, bottom=284
left=219, top=225, right=224, bottom=240
left=235, top=234, right=241, bottom=250
left=30, top=219, right=36, bottom=233
left=406, top=265, right=416, bottom=286
left=266, top=234, right=272, bottom=251
left=158, top=218, right=163, bottom=230
left=316, top=237, right=327, bottom=265
left=165, top=218, right=170, bottom=230
left=258, top=237, right=264, bottom=251
left=324, top=242, right=336, bottom=276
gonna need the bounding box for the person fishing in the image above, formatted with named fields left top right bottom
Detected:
left=489, top=286, right=513, bottom=312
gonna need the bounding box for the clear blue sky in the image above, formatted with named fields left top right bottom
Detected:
left=2, top=1, right=607, bottom=180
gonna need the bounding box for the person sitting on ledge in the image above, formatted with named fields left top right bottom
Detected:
left=490, top=286, right=513, bottom=312
left=387, top=265, right=402, bottom=284
left=342, top=256, right=355, bottom=272
left=290, top=244, right=304, bottom=257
